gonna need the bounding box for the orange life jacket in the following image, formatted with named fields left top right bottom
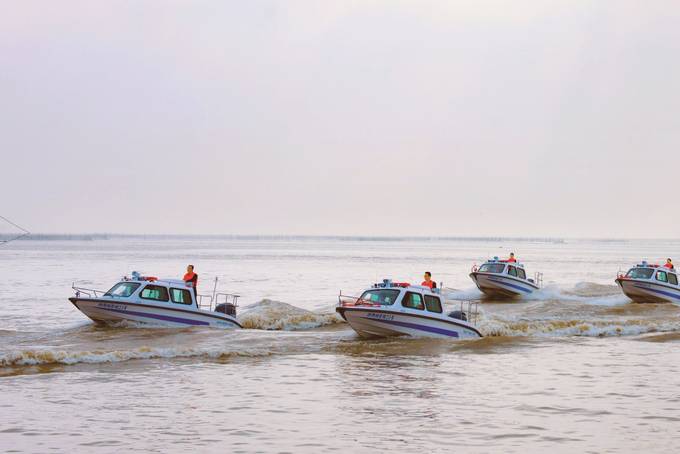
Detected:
left=183, top=272, right=198, bottom=290
left=664, top=263, right=674, bottom=269
left=421, top=280, right=434, bottom=289
left=507, top=257, right=517, bottom=263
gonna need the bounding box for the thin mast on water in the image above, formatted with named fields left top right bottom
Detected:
left=0, top=215, right=30, bottom=245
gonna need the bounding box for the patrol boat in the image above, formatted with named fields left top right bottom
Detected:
left=469, top=257, right=543, bottom=298
left=69, top=272, right=242, bottom=328
left=616, top=261, right=680, bottom=304
left=336, top=279, right=482, bottom=339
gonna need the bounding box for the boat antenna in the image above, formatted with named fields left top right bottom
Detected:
left=0, top=215, right=30, bottom=246
left=212, top=276, right=219, bottom=304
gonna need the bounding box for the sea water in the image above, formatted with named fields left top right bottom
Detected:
left=1, top=237, right=679, bottom=453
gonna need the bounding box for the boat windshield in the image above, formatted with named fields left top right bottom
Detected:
left=479, top=263, right=505, bottom=274
left=626, top=268, right=654, bottom=279
left=359, top=289, right=400, bottom=305
left=105, top=282, right=141, bottom=297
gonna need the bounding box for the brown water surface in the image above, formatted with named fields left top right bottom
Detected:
left=1, top=237, right=679, bottom=452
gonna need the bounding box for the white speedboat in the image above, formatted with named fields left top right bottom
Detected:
left=69, top=272, right=242, bottom=328
left=616, top=261, right=680, bottom=304
left=469, top=257, right=542, bottom=298
left=336, top=279, right=482, bottom=339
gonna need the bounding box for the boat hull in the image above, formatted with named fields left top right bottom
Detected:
left=336, top=307, right=482, bottom=339
left=470, top=272, right=538, bottom=298
left=616, top=278, right=680, bottom=304
left=69, top=298, right=242, bottom=328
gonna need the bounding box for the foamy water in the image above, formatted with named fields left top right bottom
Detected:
left=1, top=237, right=679, bottom=452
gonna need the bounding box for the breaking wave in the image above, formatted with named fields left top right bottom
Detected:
left=477, top=315, right=680, bottom=338
left=444, top=282, right=627, bottom=306
left=564, top=282, right=620, bottom=297
left=237, top=299, right=344, bottom=330
left=0, top=346, right=273, bottom=368
left=524, top=284, right=629, bottom=307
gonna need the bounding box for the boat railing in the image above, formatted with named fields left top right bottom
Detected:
left=457, top=300, right=480, bottom=325
left=534, top=272, right=544, bottom=288
left=338, top=292, right=383, bottom=307
left=72, top=283, right=108, bottom=298
left=194, top=277, right=240, bottom=312
left=197, top=294, right=212, bottom=309
left=197, top=292, right=240, bottom=312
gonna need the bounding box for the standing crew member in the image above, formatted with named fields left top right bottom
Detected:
left=421, top=271, right=436, bottom=289
left=507, top=252, right=517, bottom=263
left=183, top=265, right=199, bottom=300
left=664, top=258, right=675, bottom=270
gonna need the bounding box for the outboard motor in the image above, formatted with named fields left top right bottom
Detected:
left=448, top=310, right=467, bottom=321
left=215, top=303, right=237, bottom=317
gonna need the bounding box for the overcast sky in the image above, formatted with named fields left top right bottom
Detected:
left=1, top=1, right=679, bottom=237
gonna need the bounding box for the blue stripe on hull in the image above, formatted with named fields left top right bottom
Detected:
left=632, top=284, right=680, bottom=301
left=102, top=306, right=211, bottom=326
left=361, top=316, right=462, bottom=337
left=485, top=277, right=532, bottom=293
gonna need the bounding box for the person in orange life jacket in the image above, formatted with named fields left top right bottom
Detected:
left=663, top=258, right=675, bottom=270
left=507, top=253, right=517, bottom=263
left=183, top=265, right=198, bottom=299
left=421, top=271, right=436, bottom=289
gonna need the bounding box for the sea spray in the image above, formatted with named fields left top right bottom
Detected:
left=443, top=282, right=628, bottom=306
left=476, top=315, right=680, bottom=338
left=0, top=345, right=274, bottom=367
left=237, top=299, right=344, bottom=330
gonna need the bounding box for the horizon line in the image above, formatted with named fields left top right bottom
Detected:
left=2, top=233, right=680, bottom=242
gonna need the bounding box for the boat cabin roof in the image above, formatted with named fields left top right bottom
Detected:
left=483, top=257, right=524, bottom=268
left=121, top=273, right=191, bottom=288
left=631, top=261, right=674, bottom=270
left=370, top=279, right=441, bottom=295
left=97, top=276, right=198, bottom=308
left=144, top=278, right=187, bottom=287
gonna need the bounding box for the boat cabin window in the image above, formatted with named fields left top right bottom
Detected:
left=401, top=292, right=425, bottom=310
left=105, top=282, right=141, bottom=298
left=479, top=263, right=505, bottom=274
left=424, top=295, right=442, bottom=313
left=507, top=266, right=518, bottom=277
left=626, top=268, right=654, bottom=279
left=669, top=273, right=678, bottom=286
left=140, top=284, right=170, bottom=302
left=517, top=268, right=526, bottom=280
left=359, top=289, right=400, bottom=305
left=170, top=288, right=193, bottom=305
left=656, top=271, right=668, bottom=283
